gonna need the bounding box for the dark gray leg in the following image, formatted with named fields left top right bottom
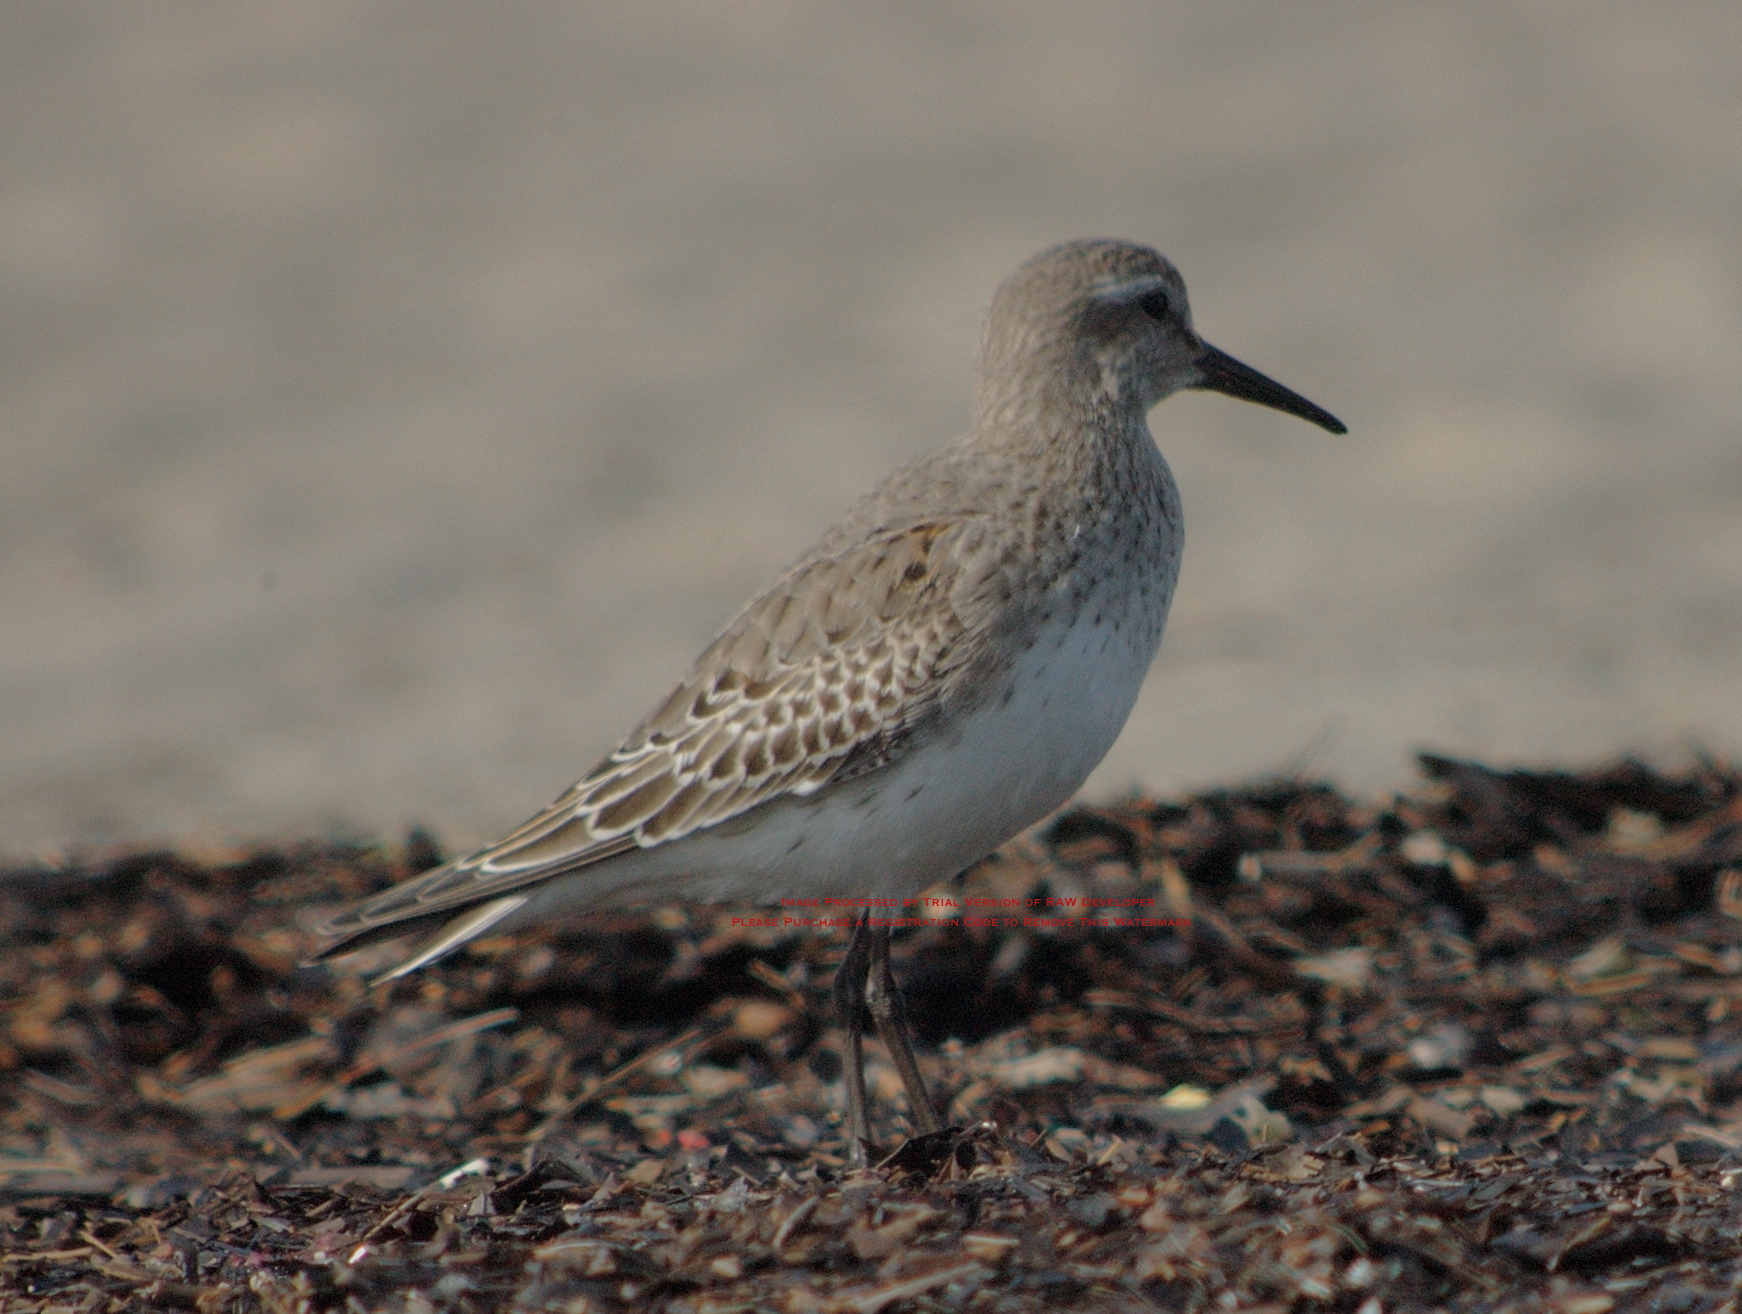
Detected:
left=864, top=922, right=941, bottom=1136
left=832, top=910, right=874, bottom=1167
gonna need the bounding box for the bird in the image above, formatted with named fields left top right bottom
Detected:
left=311, top=238, right=1346, bottom=1165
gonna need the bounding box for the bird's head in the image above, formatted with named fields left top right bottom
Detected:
left=976, top=238, right=1346, bottom=435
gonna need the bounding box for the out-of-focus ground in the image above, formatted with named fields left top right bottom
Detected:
left=2, top=3, right=1740, bottom=857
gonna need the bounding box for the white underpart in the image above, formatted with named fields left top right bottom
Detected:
left=505, top=578, right=1171, bottom=923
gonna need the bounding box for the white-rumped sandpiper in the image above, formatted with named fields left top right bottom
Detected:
left=313, top=238, right=1345, bottom=1164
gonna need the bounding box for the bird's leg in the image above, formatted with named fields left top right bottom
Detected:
left=864, top=922, right=942, bottom=1136
left=832, top=909, right=874, bottom=1168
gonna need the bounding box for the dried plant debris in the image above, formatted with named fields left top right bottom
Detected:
left=4, top=753, right=1742, bottom=1312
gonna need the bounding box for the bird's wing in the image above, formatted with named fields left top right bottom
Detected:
left=312, top=517, right=996, bottom=956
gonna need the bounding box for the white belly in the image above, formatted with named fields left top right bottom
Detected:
left=517, top=591, right=1170, bottom=919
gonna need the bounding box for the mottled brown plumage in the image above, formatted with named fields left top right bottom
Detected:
left=311, top=238, right=1345, bottom=1161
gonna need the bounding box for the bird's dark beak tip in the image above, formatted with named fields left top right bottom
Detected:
left=1194, top=342, right=1346, bottom=436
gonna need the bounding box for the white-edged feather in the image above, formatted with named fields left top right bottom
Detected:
left=368, top=895, right=530, bottom=983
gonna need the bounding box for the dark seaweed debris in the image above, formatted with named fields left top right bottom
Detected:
left=3, top=753, right=1742, bottom=1312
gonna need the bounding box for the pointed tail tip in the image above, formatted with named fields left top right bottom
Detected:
left=362, top=894, right=535, bottom=987
left=299, top=924, right=360, bottom=969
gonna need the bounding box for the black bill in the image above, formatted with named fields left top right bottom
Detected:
left=1191, top=342, right=1347, bottom=434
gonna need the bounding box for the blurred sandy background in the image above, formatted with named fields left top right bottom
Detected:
left=3, top=3, right=1740, bottom=858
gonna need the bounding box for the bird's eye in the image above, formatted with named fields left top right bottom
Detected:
left=1136, top=289, right=1171, bottom=322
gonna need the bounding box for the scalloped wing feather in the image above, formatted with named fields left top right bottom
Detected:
left=313, top=519, right=990, bottom=951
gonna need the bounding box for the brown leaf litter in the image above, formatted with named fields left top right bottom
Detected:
left=3, top=754, right=1742, bottom=1311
